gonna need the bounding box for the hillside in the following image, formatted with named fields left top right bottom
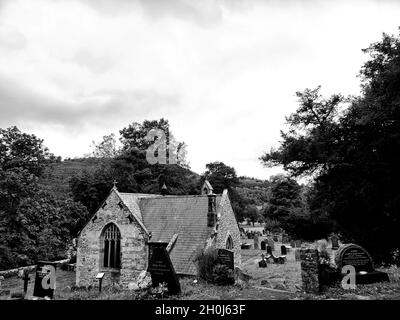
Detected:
left=235, top=176, right=270, bottom=208
left=39, top=158, right=112, bottom=198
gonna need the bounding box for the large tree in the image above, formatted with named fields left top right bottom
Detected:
left=119, top=118, right=189, bottom=168
left=260, top=30, right=400, bottom=263
left=0, top=127, right=88, bottom=269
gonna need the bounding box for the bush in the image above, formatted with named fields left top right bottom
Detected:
left=195, top=248, right=234, bottom=285
left=212, top=264, right=234, bottom=285
left=195, top=247, right=218, bottom=282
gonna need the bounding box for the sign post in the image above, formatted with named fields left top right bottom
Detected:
left=96, top=273, right=105, bottom=292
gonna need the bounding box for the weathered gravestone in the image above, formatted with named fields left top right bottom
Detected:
left=253, top=234, right=259, bottom=250
left=258, top=254, right=267, bottom=268
left=335, top=243, right=389, bottom=284
left=267, top=238, right=275, bottom=251
left=300, top=248, right=319, bottom=293
left=33, top=261, right=57, bottom=299
left=294, top=249, right=301, bottom=261
left=148, top=242, right=181, bottom=295
left=216, top=249, right=234, bottom=271
left=260, top=240, right=267, bottom=251
left=216, top=249, right=235, bottom=284
left=331, top=234, right=339, bottom=250
left=241, top=243, right=251, bottom=250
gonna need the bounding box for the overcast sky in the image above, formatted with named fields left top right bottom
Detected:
left=1, top=0, right=399, bottom=179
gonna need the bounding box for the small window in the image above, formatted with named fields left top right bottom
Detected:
left=101, top=223, right=121, bottom=269
left=226, top=235, right=234, bottom=250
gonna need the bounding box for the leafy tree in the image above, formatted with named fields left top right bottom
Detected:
left=119, top=118, right=189, bottom=168
left=202, top=161, right=251, bottom=222
left=203, top=162, right=239, bottom=193
left=0, top=126, right=88, bottom=269
left=0, top=126, right=56, bottom=176
left=260, top=30, right=400, bottom=263
left=88, top=133, right=120, bottom=158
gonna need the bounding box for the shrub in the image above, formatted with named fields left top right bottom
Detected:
left=195, top=248, right=234, bottom=285
left=195, top=247, right=218, bottom=282
left=212, top=264, right=234, bottom=285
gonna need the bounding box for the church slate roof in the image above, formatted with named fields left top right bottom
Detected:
left=137, top=195, right=222, bottom=275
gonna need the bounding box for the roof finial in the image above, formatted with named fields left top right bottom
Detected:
left=113, top=180, right=118, bottom=190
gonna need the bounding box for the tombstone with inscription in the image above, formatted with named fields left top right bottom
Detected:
left=33, top=261, right=57, bottom=299
left=216, top=249, right=235, bottom=284
left=335, top=243, right=389, bottom=284
left=148, top=242, right=181, bottom=295
left=216, top=249, right=234, bottom=271
left=331, top=234, right=339, bottom=250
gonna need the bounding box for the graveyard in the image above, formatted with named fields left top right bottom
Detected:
left=1, top=231, right=399, bottom=300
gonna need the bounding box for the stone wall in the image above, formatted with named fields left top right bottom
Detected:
left=0, top=259, right=69, bottom=279
left=214, top=190, right=242, bottom=267
left=300, top=248, right=319, bottom=293
left=76, top=189, right=148, bottom=287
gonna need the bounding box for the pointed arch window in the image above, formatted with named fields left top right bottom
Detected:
left=226, top=235, right=234, bottom=250
left=102, top=223, right=121, bottom=269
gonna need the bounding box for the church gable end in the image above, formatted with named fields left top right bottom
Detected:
left=76, top=188, right=148, bottom=287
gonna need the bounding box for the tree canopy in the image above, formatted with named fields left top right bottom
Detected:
left=260, top=30, right=400, bottom=263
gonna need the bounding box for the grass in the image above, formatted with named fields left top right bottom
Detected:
left=1, top=241, right=399, bottom=300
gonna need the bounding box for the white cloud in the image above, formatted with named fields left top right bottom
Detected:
left=0, top=0, right=399, bottom=179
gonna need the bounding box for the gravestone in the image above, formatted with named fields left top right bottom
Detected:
left=295, top=249, right=301, bottom=261
left=253, top=234, right=259, bottom=250
left=266, top=245, right=272, bottom=255
left=268, top=239, right=275, bottom=251
left=216, top=249, right=234, bottom=284
left=258, top=257, right=267, bottom=268
left=282, top=234, right=289, bottom=243
left=281, top=245, right=287, bottom=256
left=295, top=240, right=302, bottom=248
left=260, top=240, right=267, bottom=251
left=331, top=234, right=339, bottom=250
left=148, top=242, right=181, bottom=295
left=33, top=261, right=57, bottom=299
left=216, top=249, right=234, bottom=271
left=335, top=243, right=389, bottom=284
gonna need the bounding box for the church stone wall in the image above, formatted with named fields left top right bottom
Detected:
left=215, top=191, right=242, bottom=267
left=76, top=189, right=148, bottom=287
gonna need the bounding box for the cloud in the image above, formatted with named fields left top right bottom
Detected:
left=0, top=74, right=180, bottom=129
left=0, top=0, right=400, bottom=178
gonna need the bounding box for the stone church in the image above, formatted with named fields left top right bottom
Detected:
left=76, top=180, right=241, bottom=287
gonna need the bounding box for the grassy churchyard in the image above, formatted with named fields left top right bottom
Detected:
left=1, top=236, right=400, bottom=300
